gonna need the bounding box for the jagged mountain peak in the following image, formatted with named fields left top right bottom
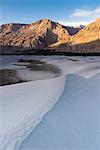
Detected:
left=0, top=23, right=26, bottom=34
left=0, top=19, right=70, bottom=48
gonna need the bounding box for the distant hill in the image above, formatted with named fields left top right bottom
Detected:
left=64, top=25, right=85, bottom=36
left=0, top=18, right=100, bottom=54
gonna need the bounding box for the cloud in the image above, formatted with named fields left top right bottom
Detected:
left=71, top=7, right=100, bottom=19
left=23, top=17, right=28, bottom=21
left=58, top=20, right=89, bottom=27
left=58, top=7, right=100, bottom=27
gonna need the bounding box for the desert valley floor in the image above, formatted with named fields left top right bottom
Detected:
left=0, top=55, right=100, bottom=150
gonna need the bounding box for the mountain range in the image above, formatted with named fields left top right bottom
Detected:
left=0, top=18, right=100, bottom=54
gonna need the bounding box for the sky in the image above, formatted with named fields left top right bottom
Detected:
left=0, top=0, right=100, bottom=26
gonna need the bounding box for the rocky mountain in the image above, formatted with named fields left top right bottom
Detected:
left=70, top=18, right=100, bottom=53
left=0, top=19, right=84, bottom=49
left=0, top=23, right=26, bottom=37
left=0, top=19, right=71, bottom=49
left=0, top=23, right=26, bottom=47
left=0, top=18, right=100, bottom=54
left=49, top=19, right=100, bottom=53
left=71, top=18, right=100, bottom=45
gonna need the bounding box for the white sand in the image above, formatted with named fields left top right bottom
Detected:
left=0, top=56, right=100, bottom=150
left=0, top=75, right=65, bottom=150
left=21, top=73, right=100, bottom=150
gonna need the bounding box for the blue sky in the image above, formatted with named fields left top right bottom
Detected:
left=0, top=0, right=100, bottom=26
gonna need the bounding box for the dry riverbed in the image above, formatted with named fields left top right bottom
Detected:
left=0, top=59, right=61, bottom=86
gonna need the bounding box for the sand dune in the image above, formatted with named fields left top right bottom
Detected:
left=0, top=75, right=65, bottom=150
left=20, top=73, right=100, bottom=150
left=0, top=56, right=100, bottom=150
